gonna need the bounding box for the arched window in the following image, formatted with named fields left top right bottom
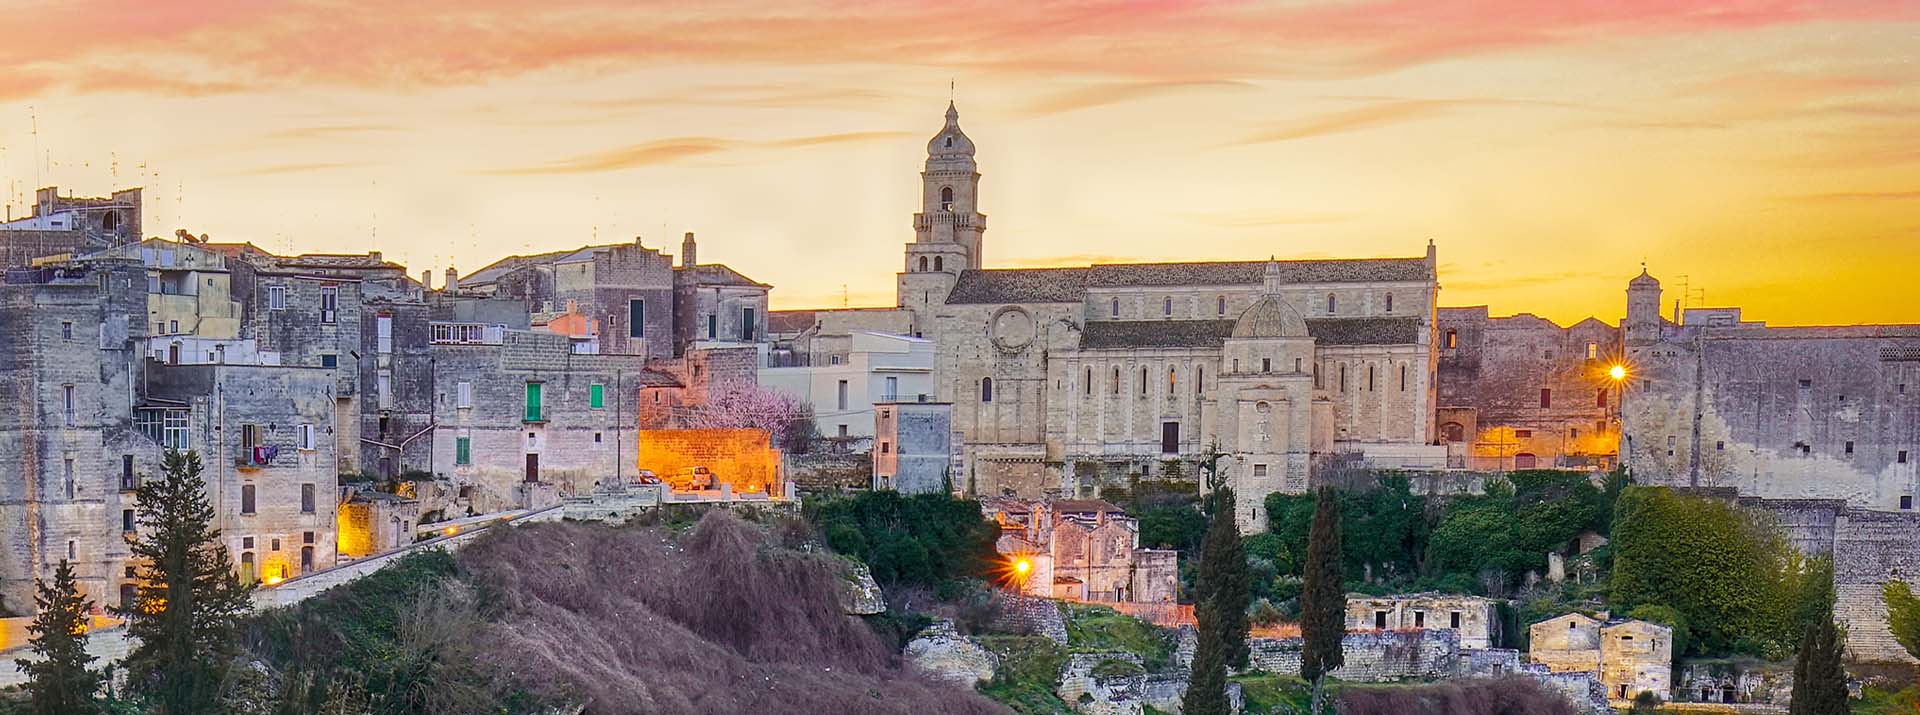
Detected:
left=1368, top=364, right=1375, bottom=391
left=918, top=256, right=928, bottom=271
left=1112, top=367, right=1121, bottom=394
left=1217, top=296, right=1227, bottom=316
left=1111, top=298, right=1120, bottom=318
left=1195, top=366, right=1204, bottom=393
left=1445, top=330, right=1457, bottom=349
left=934, top=256, right=944, bottom=271
left=1168, top=366, right=1177, bottom=391
left=944, top=137, right=953, bottom=148
left=1327, top=293, right=1337, bottom=313
left=1339, top=364, right=1347, bottom=392
left=1085, top=368, right=1093, bottom=396
left=1140, top=367, right=1149, bottom=395
left=1400, top=364, right=1407, bottom=391
left=940, top=186, right=954, bottom=210
left=1385, top=293, right=1394, bottom=313
left=981, top=377, right=993, bottom=403
left=1163, top=297, right=1173, bottom=317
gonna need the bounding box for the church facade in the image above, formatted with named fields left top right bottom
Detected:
left=889, top=104, right=1444, bottom=529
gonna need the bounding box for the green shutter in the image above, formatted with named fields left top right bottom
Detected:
left=455, top=437, right=470, bottom=466
left=525, top=383, right=542, bottom=421
left=590, top=383, right=604, bottom=409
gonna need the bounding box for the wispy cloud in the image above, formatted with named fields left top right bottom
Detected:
left=228, top=161, right=372, bottom=176
left=482, top=131, right=910, bottom=175
left=1019, top=80, right=1255, bottom=118
left=262, top=124, right=404, bottom=141
left=1180, top=210, right=1361, bottom=228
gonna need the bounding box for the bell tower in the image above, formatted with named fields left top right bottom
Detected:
left=898, top=101, right=986, bottom=336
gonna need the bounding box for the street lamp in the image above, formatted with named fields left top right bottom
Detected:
left=1608, top=364, right=1627, bottom=382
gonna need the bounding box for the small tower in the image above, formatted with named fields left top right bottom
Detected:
left=681, top=231, right=697, bottom=269
left=1625, top=267, right=1663, bottom=345
left=898, top=101, right=987, bottom=336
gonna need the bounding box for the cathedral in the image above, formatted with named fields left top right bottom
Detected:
left=883, top=104, right=1446, bottom=529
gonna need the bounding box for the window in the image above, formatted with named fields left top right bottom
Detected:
left=1168, top=366, right=1177, bottom=392
left=300, top=483, right=315, bottom=514
left=156, top=322, right=165, bottom=334
left=1597, top=388, right=1608, bottom=408
left=1904, top=496, right=1913, bottom=510
left=940, top=186, right=954, bottom=208
left=707, top=314, right=717, bottom=339
left=1140, top=367, right=1148, bottom=395
left=63, top=384, right=75, bottom=426
left=981, top=377, right=993, bottom=403
left=1112, top=367, right=1120, bottom=394
left=375, top=314, right=393, bottom=354
left=456, top=381, right=473, bottom=408
left=376, top=369, right=392, bottom=410
left=61, top=321, right=72, bottom=339
left=1900, top=450, right=1909, bottom=464
left=1385, top=294, right=1393, bottom=312
left=1514, top=453, right=1537, bottom=469
left=1262, top=358, right=1271, bottom=373
left=525, top=382, right=544, bottom=422
left=241, top=552, right=255, bottom=583
left=455, top=435, right=471, bottom=466
left=742, top=308, right=755, bottom=341
left=268, top=285, right=286, bottom=310
left=594, top=432, right=603, bottom=444
left=1196, top=366, right=1204, bottom=394
left=122, top=455, right=135, bottom=490
left=1414, top=611, right=1425, bottom=628
left=297, top=424, right=314, bottom=450
left=1217, top=296, right=1226, bottom=316
left=837, top=380, right=849, bottom=410
left=885, top=376, right=898, bottom=400
left=168, top=319, right=178, bottom=333
left=1450, top=611, right=1461, bottom=629
left=628, top=299, right=645, bottom=338
left=241, top=484, right=256, bottom=515
left=918, top=256, right=928, bottom=271
left=1375, top=611, right=1387, bottom=629
left=1295, top=358, right=1303, bottom=374
left=1253, top=464, right=1268, bottom=478
left=1339, top=365, right=1347, bottom=392
left=1161, top=422, right=1179, bottom=454
left=123, top=509, right=135, bottom=532
left=934, top=256, right=944, bottom=272
left=590, top=383, right=604, bottom=409
left=319, top=286, right=337, bottom=323
left=1084, top=368, right=1092, bottom=396
left=880, top=441, right=890, bottom=454
left=1845, top=441, right=1855, bottom=456
left=63, top=459, right=75, bottom=499
left=1163, top=297, right=1172, bottom=317
left=1571, top=427, right=1581, bottom=440
left=1400, top=364, right=1407, bottom=391
left=1326, top=294, right=1336, bottom=313
left=301, top=546, right=314, bottom=573
left=321, top=353, right=338, bottom=369
left=1445, top=330, right=1457, bottom=349
left=1587, top=342, right=1598, bottom=359
left=1516, top=429, right=1533, bottom=438
left=1368, top=365, right=1375, bottom=391
left=1540, top=388, right=1552, bottom=409
left=1110, top=298, right=1119, bottom=318
left=837, top=425, right=848, bottom=438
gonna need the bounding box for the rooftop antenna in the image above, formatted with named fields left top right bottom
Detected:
left=29, top=105, right=43, bottom=195
left=842, top=284, right=849, bottom=308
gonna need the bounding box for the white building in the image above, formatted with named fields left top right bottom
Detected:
left=760, top=331, right=936, bottom=439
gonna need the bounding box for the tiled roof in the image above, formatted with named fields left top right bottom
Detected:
left=946, top=257, right=1430, bottom=305
left=677, top=263, right=769, bottom=289
left=635, top=369, right=683, bottom=387
left=1078, top=317, right=1422, bottom=349
left=461, top=243, right=628, bottom=286
left=946, top=267, right=1090, bottom=304
left=1052, top=499, right=1127, bottom=515
left=278, top=253, right=403, bottom=270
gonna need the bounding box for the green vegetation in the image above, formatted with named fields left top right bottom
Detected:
left=1229, top=672, right=1312, bottom=714
left=1062, top=604, right=1175, bottom=671
left=1610, top=486, right=1825, bottom=657
left=121, top=451, right=253, bottom=715
left=1880, top=579, right=1920, bottom=661
left=808, top=490, right=1000, bottom=588
left=15, top=559, right=103, bottom=715
left=1789, top=557, right=1847, bottom=715
left=1184, top=455, right=1252, bottom=715
left=977, top=635, right=1071, bottom=715
left=1299, top=487, right=1344, bottom=713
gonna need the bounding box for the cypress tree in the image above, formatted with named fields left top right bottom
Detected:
left=1192, top=484, right=1251, bottom=669
left=120, top=451, right=253, bottom=715
left=1300, top=486, right=1346, bottom=712
left=1181, top=599, right=1231, bottom=715
left=1789, top=561, right=1848, bottom=715
left=15, top=559, right=103, bottom=715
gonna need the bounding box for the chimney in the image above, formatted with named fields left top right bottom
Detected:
left=369, top=251, right=382, bottom=264
left=421, top=270, right=433, bottom=291
left=444, top=267, right=460, bottom=293
left=681, top=231, right=697, bottom=269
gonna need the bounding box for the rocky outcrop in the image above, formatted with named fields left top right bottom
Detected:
left=905, top=620, right=998, bottom=687
left=838, top=560, right=886, bottom=615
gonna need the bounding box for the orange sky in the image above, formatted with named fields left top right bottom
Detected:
left=1, top=0, right=1914, bottom=326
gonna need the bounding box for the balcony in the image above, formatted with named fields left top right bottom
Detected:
left=237, top=445, right=278, bottom=469
left=430, top=322, right=505, bottom=345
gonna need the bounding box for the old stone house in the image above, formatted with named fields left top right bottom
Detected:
left=984, top=498, right=1178, bottom=604
left=1529, top=613, right=1672, bottom=705
left=873, top=400, right=953, bottom=494
left=1345, top=593, right=1500, bottom=649
left=0, top=185, right=142, bottom=266
left=1436, top=308, right=1622, bottom=471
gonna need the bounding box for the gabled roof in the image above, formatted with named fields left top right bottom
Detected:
left=767, top=310, right=817, bottom=334
left=677, top=263, right=769, bottom=289
left=946, top=256, right=1431, bottom=305
left=947, top=267, right=1090, bottom=304
left=1052, top=499, right=1127, bottom=516
left=1078, top=317, right=1422, bottom=350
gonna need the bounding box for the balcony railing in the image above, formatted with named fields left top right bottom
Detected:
left=430, top=322, right=505, bottom=345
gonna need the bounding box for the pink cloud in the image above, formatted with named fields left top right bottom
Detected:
left=3, top=0, right=1914, bottom=99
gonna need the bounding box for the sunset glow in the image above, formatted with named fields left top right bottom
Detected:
left=3, top=0, right=1915, bottom=324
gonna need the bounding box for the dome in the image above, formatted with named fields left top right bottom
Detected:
left=1629, top=268, right=1660, bottom=289
left=1232, top=295, right=1310, bottom=339
left=927, top=101, right=976, bottom=159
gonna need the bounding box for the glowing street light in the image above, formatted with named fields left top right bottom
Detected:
left=1013, top=558, right=1031, bottom=577
left=1608, top=364, right=1628, bottom=381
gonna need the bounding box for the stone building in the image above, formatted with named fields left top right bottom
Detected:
left=760, top=331, right=936, bottom=438
left=144, top=362, right=342, bottom=587
left=1345, top=593, right=1500, bottom=649
left=230, top=256, right=367, bottom=473
left=1528, top=613, right=1672, bottom=705
left=1436, top=307, right=1623, bottom=471
left=1619, top=269, right=1920, bottom=508
left=873, top=400, right=953, bottom=494
left=457, top=232, right=768, bottom=360
left=0, top=186, right=142, bottom=266
left=1728, top=493, right=1920, bottom=663
left=0, top=260, right=149, bottom=612
left=86, top=235, right=243, bottom=341
left=985, top=498, right=1179, bottom=604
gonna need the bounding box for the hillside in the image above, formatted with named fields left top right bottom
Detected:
left=243, top=510, right=1009, bottom=715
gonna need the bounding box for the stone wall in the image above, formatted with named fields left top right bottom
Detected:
left=990, top=593, right=1068, bottom=643
left=1436, top=307, right=1622, bottom=471
left=1736, top=496, right=1920, bottom=663
left=1244, top=629, right=1459, bottom=682
left=636, top=428, right=781, bottom=495
left=786, top=450, right=871, bottom=492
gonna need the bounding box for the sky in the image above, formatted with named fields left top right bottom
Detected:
left=0, top=0, right=1914, bottom=326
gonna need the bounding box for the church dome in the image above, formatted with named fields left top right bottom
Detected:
left=928, top=101, right=976, bottom=159
left=1232, top=295, right=1309, bottom=339
left=1629, top=268, right=1660, bottom=290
